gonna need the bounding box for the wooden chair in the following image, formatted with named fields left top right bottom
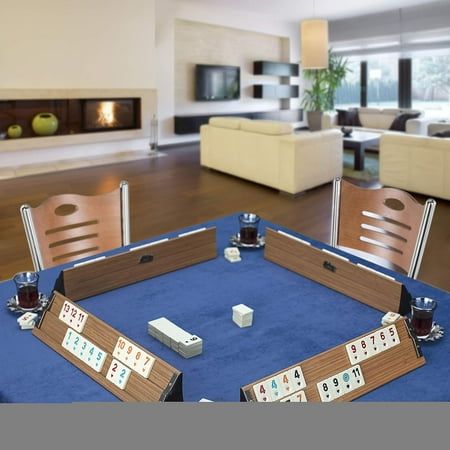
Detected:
left=20, top=181, right=130, bottom=271
left=330, top=178, right=436, bottom=279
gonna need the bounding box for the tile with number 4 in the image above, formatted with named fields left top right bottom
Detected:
left=252, top=381, right=273, bottom=402
left=287, top=366, right=306, bottom=391
left=267, top=377, right=282, bottom=401
left=277, top=371, right=294, bottom=397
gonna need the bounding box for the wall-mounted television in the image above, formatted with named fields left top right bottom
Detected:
left=195, top=64, right=240, bottom=101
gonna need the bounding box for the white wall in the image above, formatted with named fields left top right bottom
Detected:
left=175, top=19, right=289, bottom=115
left=156, top=0, right=301, bottom=145
left=0, top=0, right=156, bottom=89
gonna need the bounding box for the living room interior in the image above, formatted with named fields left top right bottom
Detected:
left=1, top=0, right=450, bottom=410
left=0, top=0, right=449, bottom=291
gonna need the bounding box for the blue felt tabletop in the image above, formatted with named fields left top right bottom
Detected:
left=0, top=214, right=449, bottom=403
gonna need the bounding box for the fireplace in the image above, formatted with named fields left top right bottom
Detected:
left=0, top=96, right=141, bottom=139
left=82, top=98, right=140, bottom=132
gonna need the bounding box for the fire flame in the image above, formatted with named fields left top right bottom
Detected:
left=96, top=101, right=118, bottom=127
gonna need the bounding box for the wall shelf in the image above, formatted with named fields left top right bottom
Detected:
left=253, top=61, right=299, bottom=77
left=253, top=85, right=299, bottom=99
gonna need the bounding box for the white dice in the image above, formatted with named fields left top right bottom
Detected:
left=232, top=304, right=253, bottom=328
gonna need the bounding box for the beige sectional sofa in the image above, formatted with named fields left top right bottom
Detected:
left=200, top=117, right=343, bottom=195
left=322, top=107, right=428, bottom=135
left=380, top=132, right=450, bottom=200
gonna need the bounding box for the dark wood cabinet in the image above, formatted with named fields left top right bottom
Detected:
left=253, top=85, right=299, bottom=99
left=253, top=61, right=299, bottom=77
left=174, top=109, right=303, bottom=134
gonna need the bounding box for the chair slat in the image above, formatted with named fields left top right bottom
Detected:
left=333, top=178, right=435, bottom=277
left=20, top=182, right=128, bottom=270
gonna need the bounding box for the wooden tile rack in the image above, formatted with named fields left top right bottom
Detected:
left=33, top=291, right=182, bottom=402
left=54, top=227, right=217, bottom=301
left=241, top=318, right=424, bottom=402
left=264, top=228, right=411, bottom=314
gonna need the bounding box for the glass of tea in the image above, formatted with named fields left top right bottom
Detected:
left=13, top=271, right=40, bottom=310
left=410, top=297, right=437, bottom=339
left=238, top=213, right=260, bottom=245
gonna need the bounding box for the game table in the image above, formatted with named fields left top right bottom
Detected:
left=0, top=214, right=449, bottom=402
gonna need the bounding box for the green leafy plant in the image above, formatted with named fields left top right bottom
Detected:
left=302, top=50, right=351, bottom=111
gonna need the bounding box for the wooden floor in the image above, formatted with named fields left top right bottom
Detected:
left=1, top=144, right=449, bottom=291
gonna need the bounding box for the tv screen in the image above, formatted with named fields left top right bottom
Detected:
left=195, top=64, right=240, bottom=101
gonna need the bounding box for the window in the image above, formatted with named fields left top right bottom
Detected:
left=334, top=59, right=361, bottom=108
left=367, top=56, right=398, bottom=107
left=412, top=51, right=450, bottom=117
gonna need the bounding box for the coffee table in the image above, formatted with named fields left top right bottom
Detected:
left=343, top=131, right=380, bottom=171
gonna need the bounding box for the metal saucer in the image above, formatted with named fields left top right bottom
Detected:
left=6, top=293, right=50, bottom=314
left=417, top=323, right=444, bottom=342
left=229, top=234, right=265, bottom=249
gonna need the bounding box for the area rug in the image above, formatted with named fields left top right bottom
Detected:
left=343, top=150, right=379, bottom=181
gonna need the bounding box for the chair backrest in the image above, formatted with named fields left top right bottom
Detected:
left=330, top=178, right=436, bottom=279
left=20, top=181, right=130, bottom=271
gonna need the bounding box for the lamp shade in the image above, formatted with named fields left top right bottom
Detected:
left=301, top=19, right=329, bottom=69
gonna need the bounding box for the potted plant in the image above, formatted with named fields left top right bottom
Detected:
left=302, top=50, right=350, bottom=131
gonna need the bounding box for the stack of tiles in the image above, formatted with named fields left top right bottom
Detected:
left=17, top=312, right=38, bottom=330
left=224, top=247, right=241, bottom=263
left=381, top=312, right=401, bottom=326
left=148, top=317, right=203, bottom=358
left=232, top=304, right=253, bottom=328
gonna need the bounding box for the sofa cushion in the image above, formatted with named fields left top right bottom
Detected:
left=336, top=108, right=362, bottom=127
left=240, top=120, right=293, bottom=136
left=357, top=108, right=382, bottom=129
left=390, top=113, right=421, bottom=132
left=209, top=117, right=248, bottom=129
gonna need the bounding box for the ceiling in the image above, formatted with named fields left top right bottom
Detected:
left=177, top=0, right=433, bottom=22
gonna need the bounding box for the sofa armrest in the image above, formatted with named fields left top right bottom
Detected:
left=428, top=122, right=450, bottom=136
left=406, top=117, right=433, bottom=135
left=380, top=132, right=450, bottom=200
left=278, top=130, right=343, bottom=194
left=321, top=111, right=338, bottom=129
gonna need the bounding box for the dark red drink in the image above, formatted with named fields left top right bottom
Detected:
left=411, top=310, right=434, bottom=338
left=17, top=285, right=39, bottom=309
left=240, top=227, right=258, bottom=245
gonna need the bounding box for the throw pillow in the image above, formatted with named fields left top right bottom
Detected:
left=432, top=130, right=450, bottom=138
left=389, top=113, right=420, bottom=132
left=336, top=108, right=362, bottom=127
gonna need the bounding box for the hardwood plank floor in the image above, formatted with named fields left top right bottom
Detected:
left=1, top=144, right=448, bottom=291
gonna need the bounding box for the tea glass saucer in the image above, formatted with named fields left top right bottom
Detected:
left=416, top=323, right=444, bottom=342
left=229, top=234, right=265, bottom=249
left=6, top=293, right=50, bottom=314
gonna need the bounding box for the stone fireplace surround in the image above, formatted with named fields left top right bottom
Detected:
left=0, top=89, right=157, bottom=172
